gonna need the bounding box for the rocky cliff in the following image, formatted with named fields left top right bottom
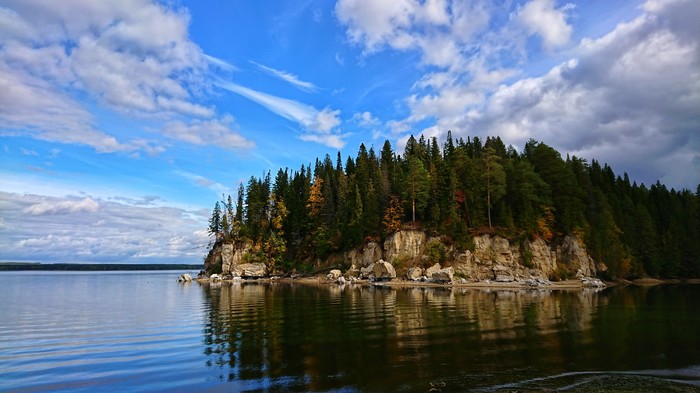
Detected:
left=203, top=230, right=600, bottom=282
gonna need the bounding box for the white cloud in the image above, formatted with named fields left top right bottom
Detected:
left=24, top=197, right=99, bottom=216
left=160, top=116, right=255, bottom=150
left=215, top=79, right=347, bottom=148
left=252, top=61, right=319, bottom=93
left=299, top=133, right=348, bottom=150
left=0, top=64, right=133, bottom=153
left=0, top=0, right=253, bottom=153
left=334, top=0, right=548, bottom=141
left=466, top=0, right=700, bottom=188
left=311, top=108, right=342, bottom=132
left=352, top=111, right=380, bottom=126
left=1, top=191, right=209, bottom=263
left=337, top=0, right=699, bottom=189
left=518, top=0, right=574, bottom=50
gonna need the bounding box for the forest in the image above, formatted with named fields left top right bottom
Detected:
left=207, top=133, right=700, bottom=279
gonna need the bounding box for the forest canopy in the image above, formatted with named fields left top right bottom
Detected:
left=208, top=133, right=700, bottom=279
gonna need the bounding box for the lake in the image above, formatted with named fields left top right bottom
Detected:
left=1, top=271, right=699, bottom=392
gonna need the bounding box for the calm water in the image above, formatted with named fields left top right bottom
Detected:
left=1, top=271, right=699, bottom=392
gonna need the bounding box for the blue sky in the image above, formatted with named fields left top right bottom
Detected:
left=1, top=0, right=698, bottom=263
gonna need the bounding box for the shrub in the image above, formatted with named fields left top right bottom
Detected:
left=522, top=246, right=534, bottom=268
left=425, top=239, right=447, bottom=266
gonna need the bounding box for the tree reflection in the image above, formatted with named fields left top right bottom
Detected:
left=197, top=283, right=700, bottom=391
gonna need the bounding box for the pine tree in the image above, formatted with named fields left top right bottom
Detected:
left=208, top=201, right=222, bottom=238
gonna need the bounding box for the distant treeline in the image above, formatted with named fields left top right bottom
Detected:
left=0, top=263, right=202, bottom=271
left=207, top=133, right=700, bottom=279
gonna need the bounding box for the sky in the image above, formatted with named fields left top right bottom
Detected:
left=1, top=0, right=698, bottom=264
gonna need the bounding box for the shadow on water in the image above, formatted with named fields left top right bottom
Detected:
left=197, top=282, right=700, bottom=392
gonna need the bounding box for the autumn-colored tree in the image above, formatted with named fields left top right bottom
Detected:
left=264, top=196, right=288, bottom=273
left=536, top=207, right=555, bottom=241
left=383, top=195, right=404, bottom=235
left=306, top=176, right=324, bottom=219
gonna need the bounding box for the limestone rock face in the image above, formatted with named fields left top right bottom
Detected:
left=345, top=241, right=383, bottom=270
left=220, top=243, right=234, bottom=274
left=384, top=230, right=426, bottom=263
left=492, top=265, right=514, bottom=282
left=474, top=235, right=515, bottom=265
left=373, top=260, right=397, bottom=280
left=232, top=263, right=267, bottom=278
left=526, top=238, right=557, bottom=278
left=362, top=242, right=383, bottom=266
left=557, top=235, right=596, bottom=276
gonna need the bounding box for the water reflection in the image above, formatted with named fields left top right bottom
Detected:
left=198, top=282, right=700, bottom=392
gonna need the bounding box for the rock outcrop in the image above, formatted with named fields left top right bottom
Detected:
left=384, top=230, right=426, bottom=263
left=203, top=230, right=600, bottom=283
left=451, top=234, right=595, bottom=282
left=557, top=235, right=597, bottom=277
left=232, top=263, right=267, bottom=278
left=526, top=237, right=557, bottom=278
left=345, top=241, right=383, bottom=270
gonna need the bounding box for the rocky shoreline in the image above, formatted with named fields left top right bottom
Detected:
left=191, top=230, right=695, bottom=290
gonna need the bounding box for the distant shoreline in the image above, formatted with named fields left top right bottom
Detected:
left=0, top=263, right=202, bottom=271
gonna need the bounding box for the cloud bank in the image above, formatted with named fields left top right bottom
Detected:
left=0, top=0, right=253, bottom=153
left=1, top=192, right=209, bottom=263
left=336, top=0, right=700, bottom=189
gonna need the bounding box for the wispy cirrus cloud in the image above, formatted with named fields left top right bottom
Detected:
left=252, top=61, right=319, bottom=93
left=214, top=78, right=347, bottom=148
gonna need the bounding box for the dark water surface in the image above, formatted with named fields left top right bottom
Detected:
left=1, top=271, right=699, bottom=392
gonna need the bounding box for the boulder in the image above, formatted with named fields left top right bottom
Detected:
left=210, top=274, right=222, bottom=282
left=406, top=266, right=424, bottom=281
left=177, top=273, right=192, bottom=282
left=327, top=269, right=342, bottom=280
left=372, top=260, right=397, bottom=280
left=430, top=267, right=454, bottom=283
left=582, top=277, right=605, bottom=288
left=232, top=263, right=267, bottom=278
left=337, top=276, right=346, bottom=284
left=425, top=263, right=442, bottom=278
left=360, top=263, right=375, bottom=279
left=492, top=265, right=514, bottom=282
